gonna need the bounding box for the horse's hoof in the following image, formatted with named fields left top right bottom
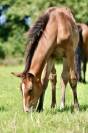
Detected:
left=71, top=103, right=79, bottom=112
left=79, top=78, right=82, bottom=82
left=51, top=103, right=56, bottom=108
left=83, top=80, right=86, bottom=84
left=60, top=102, right=65, bottom=110
left=37, top=107, right=43, bottom=112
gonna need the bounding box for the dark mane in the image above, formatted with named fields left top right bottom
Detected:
left=23, top=13, right=49, bottom=74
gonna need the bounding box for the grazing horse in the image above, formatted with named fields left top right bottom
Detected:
left=12, top=7, right=79, bottom=112
left=76, top=23, right=88, bottom=83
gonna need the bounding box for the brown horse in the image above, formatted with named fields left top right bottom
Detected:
left=75, top=23, right=88, bottom=83
left=12, top=7, right=79, bottom=112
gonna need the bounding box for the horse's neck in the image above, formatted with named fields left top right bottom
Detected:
left=29, top=38, right=50, bottom=77
left=28, top=14, right=57, bottom=77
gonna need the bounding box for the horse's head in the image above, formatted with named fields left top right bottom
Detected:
left=11, top=72, right=42, bottom=112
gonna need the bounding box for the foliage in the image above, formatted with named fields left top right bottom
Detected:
left=0, top=0, right=88, bottom=60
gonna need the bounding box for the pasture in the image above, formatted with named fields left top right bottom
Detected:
left=0, top=64, right=88, bottom=133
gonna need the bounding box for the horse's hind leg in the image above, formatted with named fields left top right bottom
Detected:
left=83, top=57, right=87, bottom=83
left=49, top=65, right=57, bottom=108
left=60, top=59, right=69, bottom=110
left=67, top=49, right=79, bottom=110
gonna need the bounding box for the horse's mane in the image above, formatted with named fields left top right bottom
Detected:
left=23, top=13, right=49, bottom=74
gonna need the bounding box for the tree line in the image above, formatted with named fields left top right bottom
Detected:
left=0, top=0, right=88, bottom=60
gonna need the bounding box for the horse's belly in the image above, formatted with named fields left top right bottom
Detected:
left=51, top=47, right=65, bottom=61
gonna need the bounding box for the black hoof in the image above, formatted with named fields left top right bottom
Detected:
left=37, top=106, right=43, bottom=112
left=83, top=80, right=86, bottom=84
left=71, top=103, right=79, bottom=112
left=78, top=78, right=83, bottom=82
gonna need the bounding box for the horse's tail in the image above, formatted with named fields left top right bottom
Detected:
left=77, top=25, right=83, bottom=46
left=75, top=25, right=83, bottom=80
left=23, top=13, right=49, bottom=74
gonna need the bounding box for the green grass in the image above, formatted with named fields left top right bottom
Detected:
left=0, top=64, right=88, bottom=133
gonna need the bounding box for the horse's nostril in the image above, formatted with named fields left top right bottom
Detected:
left=24, top=107, right=29, bottom=112
left=25, top=110, right=29, bottom=113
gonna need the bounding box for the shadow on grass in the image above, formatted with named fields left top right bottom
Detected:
left=84, top=81, right=88, bottom=84
left=0, top=104, right=88, bottom=113
left=56, top=104, right=88, bottom=113
left=0, top=106, right=8, bottom=112
left=79, top=104, right=88, bottom=111
left=79, top=81, right=88, bottom=84
left=44, top=106, right=71, bottom=115
left=56, top=106, right=71, bottom=112
left=39, top=104, right=88, bottom=115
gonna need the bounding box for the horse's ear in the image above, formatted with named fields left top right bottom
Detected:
left=11, top=72, right=24, bottom=78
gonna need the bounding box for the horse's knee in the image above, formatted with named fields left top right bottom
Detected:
left=61, top=71, right=69, bottom=85
left=69, top=70, right=77, bottom=88
left=69, top=78, right=77, bottom=88
left=49, top=73, right=57, bottom=86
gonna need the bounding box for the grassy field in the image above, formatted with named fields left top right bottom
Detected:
left=0, top=64, right=88, bottom=133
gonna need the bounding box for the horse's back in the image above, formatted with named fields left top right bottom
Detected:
left=44, top=7, right=79, bottom=58
left=78, top=23, right=88, bottom=57
left=56, top=11, right=76, bottom=44
left=49, top=7, right=78, bottom=50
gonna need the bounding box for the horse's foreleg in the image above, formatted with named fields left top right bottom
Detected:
left=49, top=65, right=57, bottom=108
left=37, top=82, right=48, bottom=112
left=60, top=59, right=69, bottom=110
left=67, top=51, right=79, bottom=110
left=37, top=59, right=54, bottom=112
left=69, top=80, right=79, bottom=110
left=37, top=65, right=49, bottom=112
